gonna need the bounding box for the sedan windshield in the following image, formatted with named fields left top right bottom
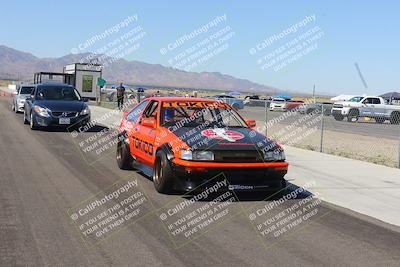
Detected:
left=19, top=86, right=34, bottom=94
left=160, top=102, right=248, bottom=128
left=37, top=87, right=81, bottom=101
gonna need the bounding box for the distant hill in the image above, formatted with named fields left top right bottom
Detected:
left=0, top=45, right=277, bottom=93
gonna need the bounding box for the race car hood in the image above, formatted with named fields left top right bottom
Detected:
left=169, top=126, right=279, bottom=152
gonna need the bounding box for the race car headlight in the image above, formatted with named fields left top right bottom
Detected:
left=180, top=149, right=193, bottom=160
left=179, top=150, right=214, bottom=161
left=80, top=106, right=90, bottom=116
left=264, top=150, right=285, bottom=161
left=33, top=105, right=50, bottom=117
left=193, top=151, right=214, bottom=161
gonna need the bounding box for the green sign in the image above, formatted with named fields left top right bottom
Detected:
left=97, top=77, right=106, bottom=88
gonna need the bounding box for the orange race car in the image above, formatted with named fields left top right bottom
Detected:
left=116, top=97, right=288, bottom=194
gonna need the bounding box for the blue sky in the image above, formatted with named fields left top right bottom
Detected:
left=1, top=0, right=399, bottom=95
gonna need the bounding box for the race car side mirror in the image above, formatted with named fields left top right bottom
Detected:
left=141, top=117, right=156, bottom=128
left=246, top=120, right=256, bottom=128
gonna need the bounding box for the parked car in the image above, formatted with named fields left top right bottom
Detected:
left=12, top=84, right=35, bottom=113
left=331, top=96, right=400, bottom=124
left=244, top=95, right=268, bottom=107
left=23, top=83, right=91, bottom=130
left=286, top=100, right=305, bottom=110
left=298, top=102, right=333, bottom=115
left=116, top=97, right=288, bottom=194
left=269, top=98, right=287, bottom=111
left=208, top=94, right=244, bottom=109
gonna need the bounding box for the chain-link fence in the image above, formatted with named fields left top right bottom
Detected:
left=240, top=99, right=400, bottom=168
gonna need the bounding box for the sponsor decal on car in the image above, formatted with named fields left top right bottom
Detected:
left=201, top=128, right=245, bottom=142
left=162, top=101, right=229, bottom=109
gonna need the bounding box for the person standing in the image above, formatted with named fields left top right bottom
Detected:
left=116, top=82, right=125, bottom=110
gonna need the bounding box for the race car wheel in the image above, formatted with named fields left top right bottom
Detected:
left=153, top=150, right=174, bottom=194
left=347, top=109, right=359, bottom=122
left=333, top=114, right=344, bottom=121
left=390, top=112, right=400, bottom=125
left=116, top=139, right=134, bottom=170
left=23, top=109, right=29, bottom=124
left=375, top=117, right=385, bottom=124
left=30, top=113, right=38, bottom=130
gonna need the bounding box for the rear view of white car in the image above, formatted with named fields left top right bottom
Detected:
left=12, top=84, right=34, bottom=113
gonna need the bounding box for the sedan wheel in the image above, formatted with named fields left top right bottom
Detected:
left=23, top=110, right=29, bottom=124
left=30, top=113, right=38, bottom=130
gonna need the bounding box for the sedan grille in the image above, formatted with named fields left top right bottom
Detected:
left=51, top=111, right=79, bottom=118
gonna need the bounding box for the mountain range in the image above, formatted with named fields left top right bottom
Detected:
left=0, top=45, right=277, bottom=93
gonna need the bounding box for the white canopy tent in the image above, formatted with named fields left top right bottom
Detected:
left=330, top=94, right=366, bottom=101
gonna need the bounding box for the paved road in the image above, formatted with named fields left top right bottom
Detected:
left=240, top=106, right=400, bottom=140
left=1, top=97, right=400, bottom=266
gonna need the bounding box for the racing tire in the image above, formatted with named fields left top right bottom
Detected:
left=390, top=112, right=400, bottom=125
left=153, top=150, right=174, bottom=194
left=333, top=114, right=344, bottom=121
left=347, top=109, right=359, bottom=122
left=116, top=139, right=134, bottom=170
left=30, top=113, right=38, bottom=130
left=375, top=117, right=385, bottom=124
left=23, top=109, right=29, bottom=124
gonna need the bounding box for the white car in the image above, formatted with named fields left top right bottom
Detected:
left=12, top=85, right=35, bottom=113
left=269, top=98, right=287, bottom=111
left=331, top=96, right=400, bottom=124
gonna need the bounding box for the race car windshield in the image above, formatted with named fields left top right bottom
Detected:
left=160, top=104, right=248, bottom=128
left=36, top=87, right=82, bottom=101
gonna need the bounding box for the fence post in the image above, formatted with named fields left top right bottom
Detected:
left=320, top=104, right=325, bottom=153
left=398, top=124, right=400, bottom=168
left=265, top=100, right=268, bottom=136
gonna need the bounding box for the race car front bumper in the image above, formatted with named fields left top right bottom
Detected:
left=170, top=159, right=288, bottom=192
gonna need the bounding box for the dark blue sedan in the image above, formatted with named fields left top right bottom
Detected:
left=23, top=83, right=91, bottom=130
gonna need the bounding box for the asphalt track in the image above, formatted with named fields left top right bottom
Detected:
left=1, top=97, right=400, bottom=267
left=240, top=106, right=400, bottom=140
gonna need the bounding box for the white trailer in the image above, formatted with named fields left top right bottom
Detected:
left=63, top=63, right=102, bottom=100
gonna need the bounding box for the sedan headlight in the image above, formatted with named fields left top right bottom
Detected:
left=33, top=105, right=50, bottom=117
left=80, top=106, right=90, bottom=116
left=179, top=149, right=214, bottom=161
left=264, top=149, right=285, bottom=161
